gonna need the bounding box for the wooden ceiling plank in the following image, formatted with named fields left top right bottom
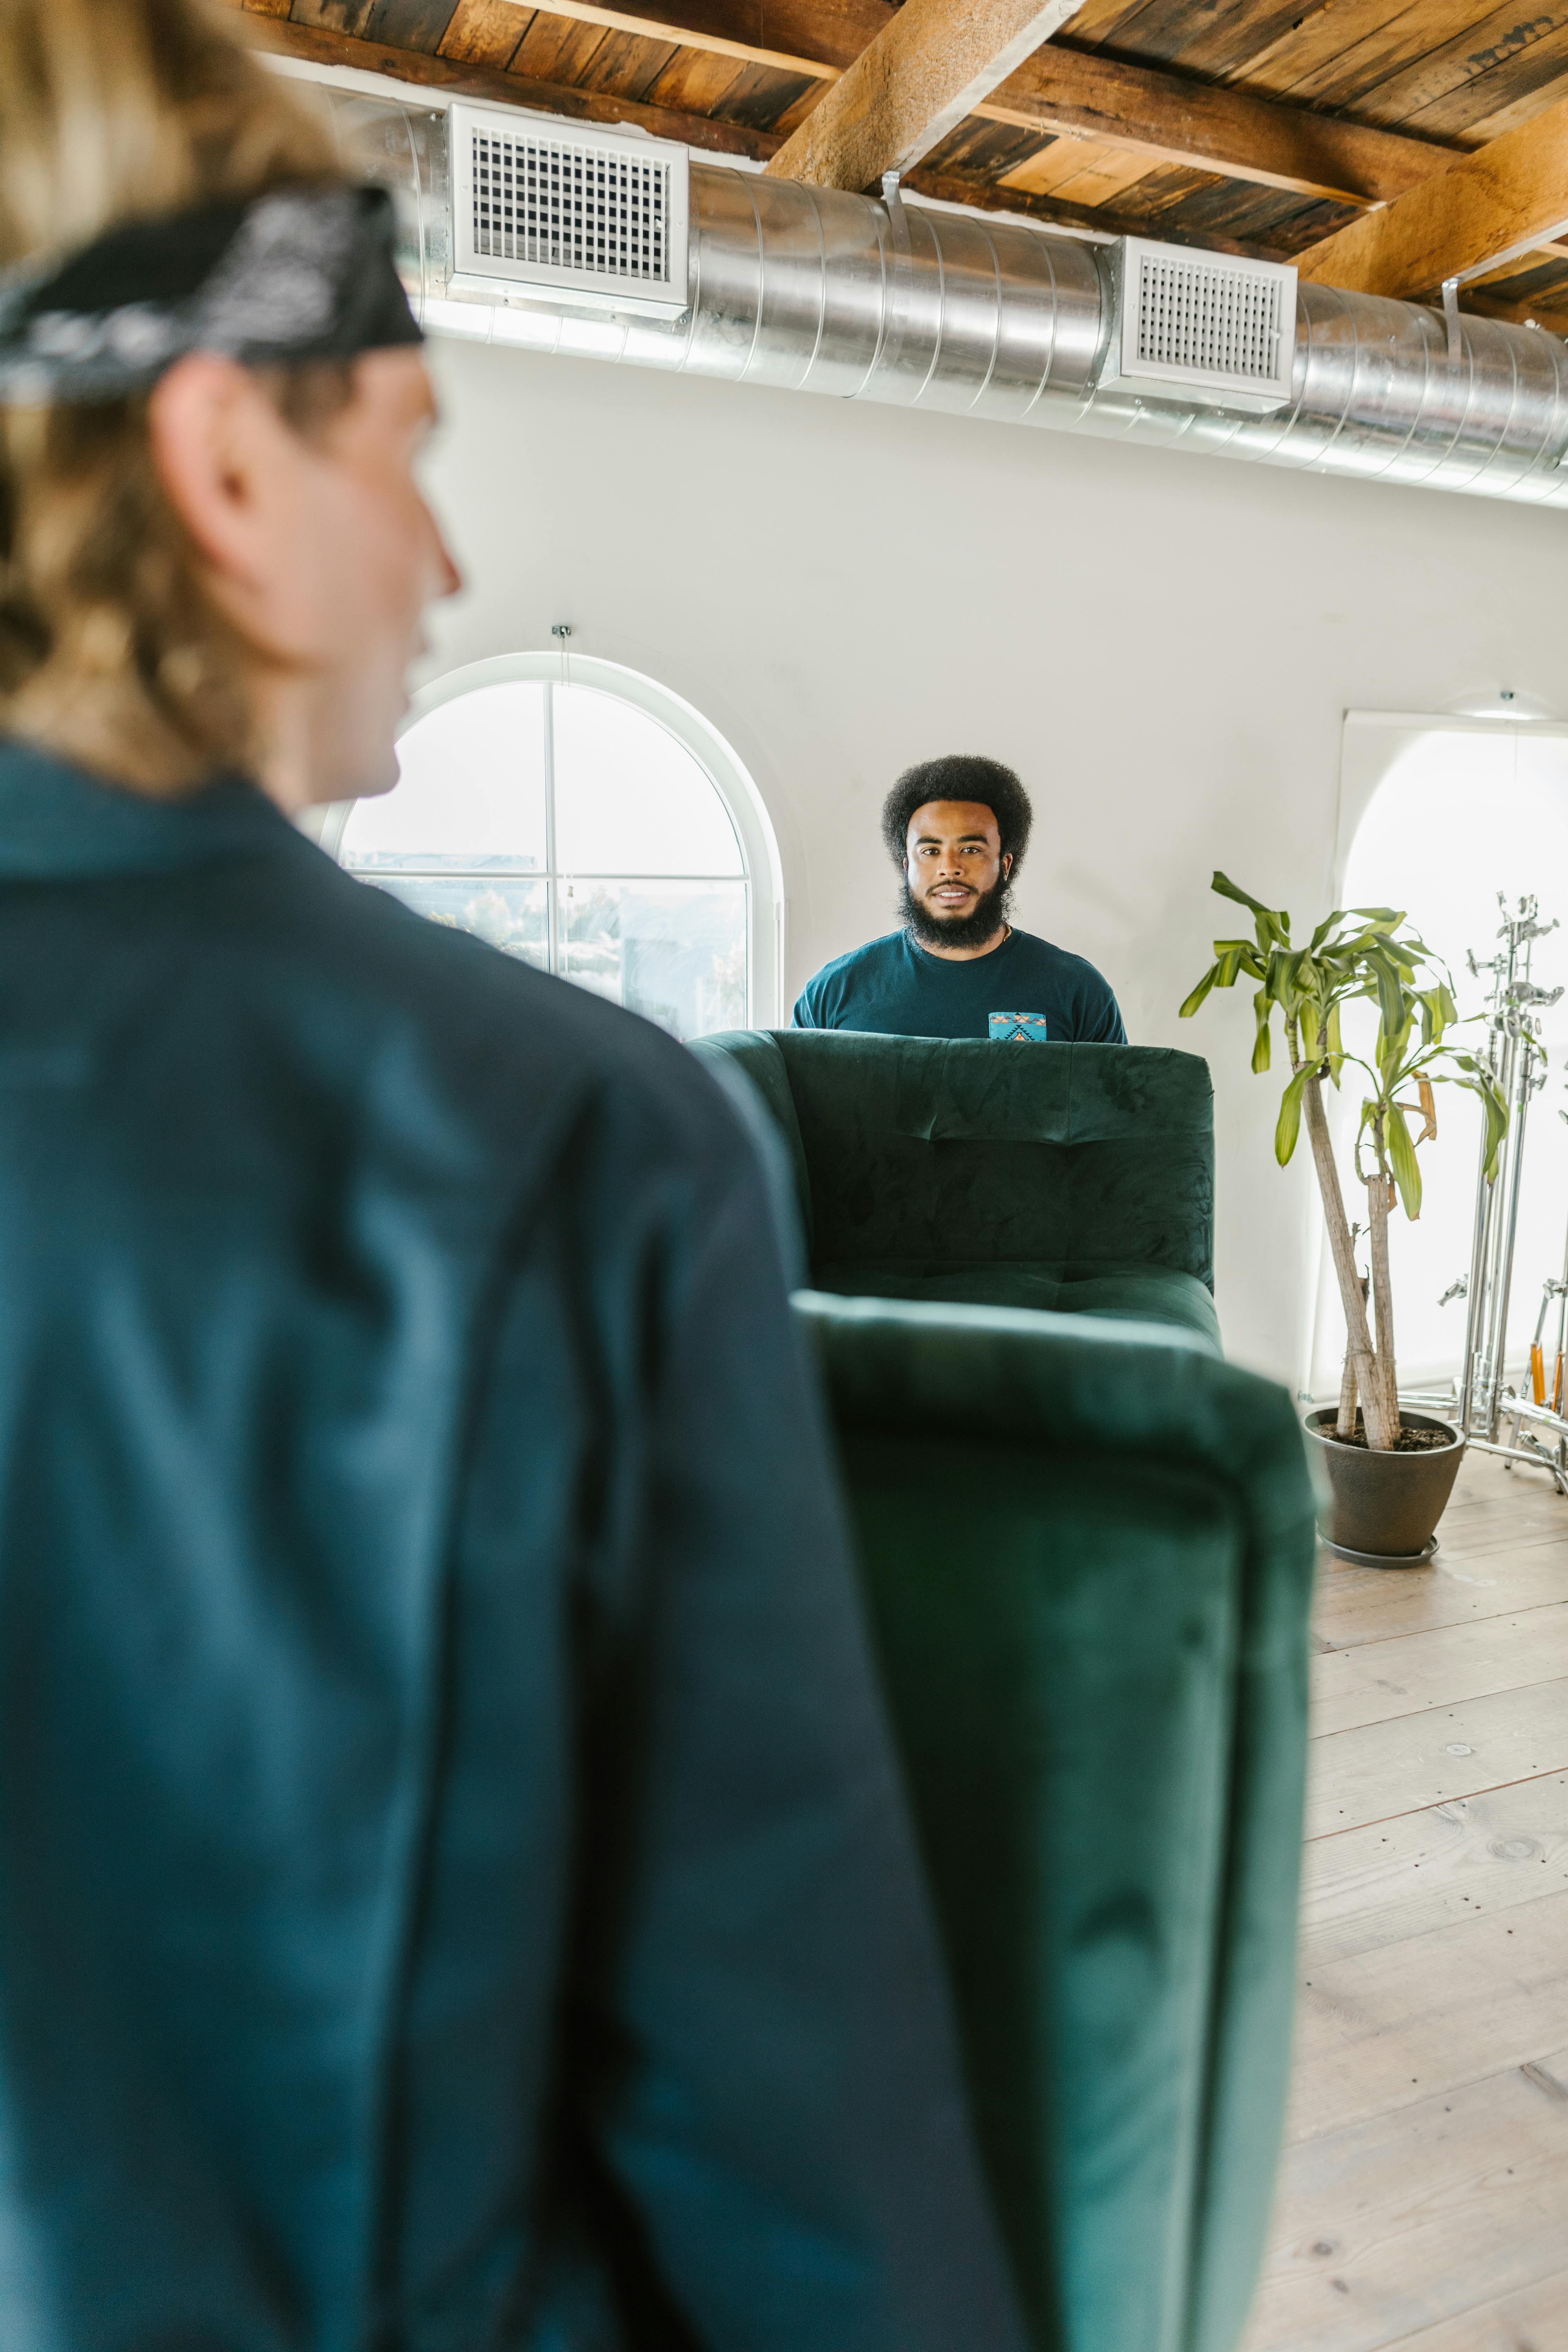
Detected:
left=506, top=14, right=618, bottom=86
left=1160, top=0, right=1340, bottom=83
left=769, top=79, right=828, bottom=135
left=1223, top=0, right=1445, bottom=107
left=998, top=130, right=1157, bottom=204
left=643, top=44, right=750, bottom=114
left=1400, top=21, right=1568, bottom=141
left=762, top=0, right=1088, bottom=190
left=708, top=62, right=820, bottom=132
left=902, top=160, right=1255, bottom=248
left=1262, top=0, right=1568, bottom=118
left=495, top=0, right=842, bottom=84
left=363, top=0, right=462, bottom=48
left=1435, top=38, right=1568, bottom=145
left=1297, top=82, right=1568, bottom=294
left=496, top=0, right=884, bottom=75
left=438, top=0, right=529, bottom=66
left=1322, top=1, right=1568, bottom=127
left=1049, top=0, right=1160, bottom=47
left=286, top=0, right=456, bottom=52
left=241, top=14, right=785, bottom=156
left=573, top=26, right=684, bottom=101
left=1066, top=0, right=1277, bottom=76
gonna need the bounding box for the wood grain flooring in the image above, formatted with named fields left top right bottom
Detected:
left=1243, top=1448, right=1568, bottom=2352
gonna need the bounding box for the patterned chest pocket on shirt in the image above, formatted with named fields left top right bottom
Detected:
left=988, top=1013, right=1049, bottom=1043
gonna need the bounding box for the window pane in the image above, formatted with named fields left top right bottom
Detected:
left=553, top=686, right=743, bottom=877
left=559, top=881, right=747, bottom=1039
left=366, top=875, right=548, bottom=968
left=341, top=683, right=547, bottom=872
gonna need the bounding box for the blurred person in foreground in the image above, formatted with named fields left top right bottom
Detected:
left=0, top=5, right=1028, bottom=2347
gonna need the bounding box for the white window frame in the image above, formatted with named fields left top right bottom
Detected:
left=318, top=650, right=785, bottom=1028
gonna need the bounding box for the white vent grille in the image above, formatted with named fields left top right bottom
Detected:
left=448, top=104, right=690, bottom=318
left=1135, top=252, right=1283, bottom=381
left=1101, top=237, right=1296, bottom=414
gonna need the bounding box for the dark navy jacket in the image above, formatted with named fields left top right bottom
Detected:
left=0, top=744, right=1026, bottom=2352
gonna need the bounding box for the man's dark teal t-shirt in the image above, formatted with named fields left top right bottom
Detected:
left=792, top=927, right=1127, bottom=1042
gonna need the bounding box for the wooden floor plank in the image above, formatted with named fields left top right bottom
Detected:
left=1285, top=1888, right=1568, bottom=2143
left=1311, top=1605, right=1568, bottom=1736
left=1251, top=1442, right=1568, bottom=2349
left=1379, top=2266, right=1568, bottom=2348
left=1312, top=1542, right=1568, bottom=1652
left=1306, top=1680, right=1568, bottom=1839
left=1242, top=2049, right=1568, bottom=2352
left=1299, top=1774, right=1568, bottom=1968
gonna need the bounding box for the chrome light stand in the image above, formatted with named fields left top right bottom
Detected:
left=1415, top=896, right=1567, bottom=1486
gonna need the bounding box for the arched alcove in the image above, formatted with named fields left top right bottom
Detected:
left=1308, top=717, right=1568, bottom=1394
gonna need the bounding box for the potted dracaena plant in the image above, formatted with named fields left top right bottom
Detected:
left=1180, top=874, right=1508, bottom=1563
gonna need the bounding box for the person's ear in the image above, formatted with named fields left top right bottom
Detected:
left=146, top=353, right=293, bottom=590
left=1002, top=850, right=1013, bottom=877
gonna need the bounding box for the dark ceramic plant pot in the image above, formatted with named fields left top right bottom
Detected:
left=1303, top=1407, right=1465, bottom=1565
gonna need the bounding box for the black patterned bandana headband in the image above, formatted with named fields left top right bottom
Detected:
left=0, top=183, right=421, bottom=405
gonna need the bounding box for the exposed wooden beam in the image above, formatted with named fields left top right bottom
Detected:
left=987, top=47, right=1463, bottom=208
left=1297, top=87, right=1568, bottom=296
left=492, top=0, right=1482, bottom=210
left=239, top=13, right=784, bottom=161
left=763, top=0, right=1086, bottom=191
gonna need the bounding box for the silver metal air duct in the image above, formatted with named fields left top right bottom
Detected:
left=335, top=90, right=1568, bottom=511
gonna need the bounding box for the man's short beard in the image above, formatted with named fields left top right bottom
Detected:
left=901, top=872, right=1013, bottom=951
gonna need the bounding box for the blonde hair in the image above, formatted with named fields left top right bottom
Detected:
left=0, top=0, right=350, bottom=792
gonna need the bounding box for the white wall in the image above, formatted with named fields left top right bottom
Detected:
left=417, top=333, right=1568, bottom=1386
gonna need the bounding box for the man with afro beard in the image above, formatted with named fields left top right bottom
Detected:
left=793, top=754, right=1126, bottom=1043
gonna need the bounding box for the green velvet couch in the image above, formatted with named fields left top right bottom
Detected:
left=690, top=1030, right=1220, bottom=1346
left=690, top=1027, right=1317, bottom=2352
left=799, top=1293, right=1316, bottom=2352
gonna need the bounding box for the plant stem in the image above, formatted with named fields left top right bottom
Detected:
left=1302, top=1068, right=1394, bottom=1447
left=1367, top=1119, right=1400, bottom=1444
left=1337, top=1348, right=1359, bottom=1440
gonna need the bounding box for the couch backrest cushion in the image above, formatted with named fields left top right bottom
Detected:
left=775, top=1034, right=1214, bottom=1285
left=688, top=1031, right=814, bottom=1250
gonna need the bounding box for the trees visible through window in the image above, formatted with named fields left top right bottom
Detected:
left=338, top=677, right=749, bottom=1041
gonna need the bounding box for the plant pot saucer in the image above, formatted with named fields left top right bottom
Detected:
left=1323, top=1534, right=1439, bottom=1570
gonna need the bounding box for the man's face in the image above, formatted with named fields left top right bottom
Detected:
left=904, top=799, right=1012, bottom=930
left=150, top=344, right=461, bottom=808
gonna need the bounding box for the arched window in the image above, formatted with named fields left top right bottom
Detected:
left=324, top=653, right=781, bottom=1038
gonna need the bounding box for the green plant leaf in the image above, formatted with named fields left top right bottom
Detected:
left=1299, top=996, right=1322, bottom=1061
left=1386, top=1104, right=1423, bottom=1220
left=1212, top=872, right=1289, bottom=947
left=1178, top=965, right=1219, bottom=1020
left=1275, top=1068, right=1308, bottom=1166
left=1365, top=948, right=1407, bottom=1043
left=1251, top=988, right=1272, bottom=1073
